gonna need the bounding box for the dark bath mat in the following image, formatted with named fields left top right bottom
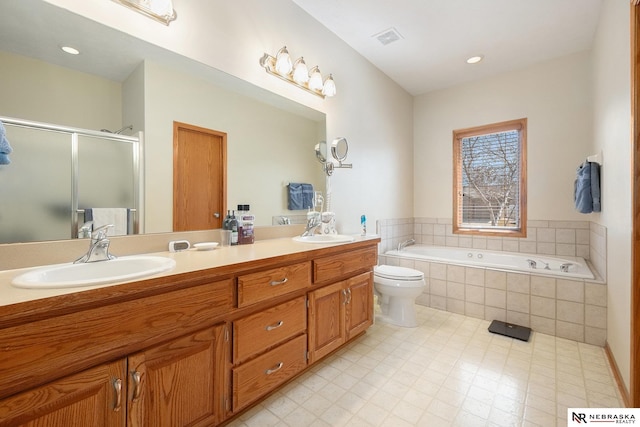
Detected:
left=488, top=320, right=532, bottom=341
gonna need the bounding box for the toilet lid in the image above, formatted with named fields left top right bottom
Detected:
left=374, top=265, right=424, bottom=280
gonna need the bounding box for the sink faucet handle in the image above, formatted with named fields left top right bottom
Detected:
left=92, top=224, right=114, bottom=240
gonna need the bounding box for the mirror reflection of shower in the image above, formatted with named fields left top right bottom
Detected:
left=100, top=125, right=133, bottom=135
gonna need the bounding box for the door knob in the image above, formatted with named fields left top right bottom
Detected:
left=214, top=212, right=220, bottom=218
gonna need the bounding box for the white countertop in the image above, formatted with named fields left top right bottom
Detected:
left=0, top=235, right=380, bottom=308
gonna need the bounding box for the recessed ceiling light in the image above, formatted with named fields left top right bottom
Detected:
left=466, top=55, right=484, bottom=64
left=61, top=46, right=80, bottom=55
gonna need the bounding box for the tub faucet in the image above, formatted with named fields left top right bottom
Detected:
left=526, top=259, right=537, bottom=269
left=398, top=239, right=416, bottom=251
left=560, top=262, right=573, bottom=273
left=74, top=224, right=117, bottom=263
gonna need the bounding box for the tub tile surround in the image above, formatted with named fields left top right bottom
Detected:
left=377, top=218, right=608, bottom=347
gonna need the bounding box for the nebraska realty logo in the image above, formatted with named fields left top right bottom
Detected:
left=569, top=408, right=639, bottom=425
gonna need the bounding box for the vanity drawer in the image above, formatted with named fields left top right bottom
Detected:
left=234, top=296, right=307, bottom=364
left=232, top=334, right=307, bottom=411
left=313, top=246, right=377, bottom=284
left=237, top=262, right=311, bottom=307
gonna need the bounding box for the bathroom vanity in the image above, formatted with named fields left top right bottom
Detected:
left=0, top=237, right=378, bottom=426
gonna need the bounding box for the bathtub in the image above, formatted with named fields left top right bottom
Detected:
left=385, top=245, right=595, bottom=280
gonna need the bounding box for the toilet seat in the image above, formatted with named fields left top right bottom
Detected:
left=374, top=265, right=424, bottom=281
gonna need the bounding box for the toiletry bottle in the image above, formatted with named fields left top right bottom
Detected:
left=229, top=210, right=239, bottom=245
left=241, top=204, right=255, bottom=244
left=222, top=210, right=231, bottom=231
left=236, top=204, right=245, bottom=244
left=361, top=215, right=367, bottom=236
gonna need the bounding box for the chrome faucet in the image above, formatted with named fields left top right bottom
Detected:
left=74, top=224, right=117, bottom=263
left=397, top=239, right=416, bottom=251
left=301, top=212, right=322, bottom=237
left=560, top=262, right=573, bottom=273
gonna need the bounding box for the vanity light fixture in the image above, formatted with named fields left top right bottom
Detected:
left=112, top=0, right=177, bottom=25
left=260, top=46, right=336, bottom=98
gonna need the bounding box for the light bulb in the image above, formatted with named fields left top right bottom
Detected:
left=292, top=57, right=309, bottom=84
left=308, top=66, right=323, bottom=91
left=275, top=46, right=293, bottom=75
left=322, top=74, right=336, bottom=97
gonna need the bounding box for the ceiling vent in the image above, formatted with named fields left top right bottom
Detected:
left=373, top=27, right=403, bottom=46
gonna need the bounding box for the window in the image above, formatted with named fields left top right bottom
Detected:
left=453, top=118, right=527, bottom=237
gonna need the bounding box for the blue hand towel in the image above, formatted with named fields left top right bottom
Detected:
left=591, top=162, right=601, bottom=212
left=288, top=183, right=314, bottom=210
left=0, top=121, right=13, bottom=165
left=574, top=161, right=601, bottom=214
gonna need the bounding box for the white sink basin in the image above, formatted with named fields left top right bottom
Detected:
left=11, top=255, right=176, bottom=289
left=292, top=234, right=355, bottom=244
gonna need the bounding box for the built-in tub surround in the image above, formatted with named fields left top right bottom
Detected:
left=380, top=248, right=606, bottom=346
left=377, top=218, right=608, bottom=346
left=387, top=246, right=595, bottom=280
left=378, top=218, right=607, bottom=280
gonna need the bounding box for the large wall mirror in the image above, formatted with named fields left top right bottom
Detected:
left=0, top=0, right=326, bottom=244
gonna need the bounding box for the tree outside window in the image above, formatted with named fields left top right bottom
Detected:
left=453, top=118, right=527, bottom=237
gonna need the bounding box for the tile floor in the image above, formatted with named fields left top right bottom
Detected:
left=227, top=306, right=623, bottom=427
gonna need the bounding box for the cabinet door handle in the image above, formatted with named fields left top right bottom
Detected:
left=113, top=378, right=122, bottom=412
left=346, top=288, right=352, bottom=304
left=342, top=289, right=348, bottom=304
left=270, top=277, right=288, bottom=286
left=265, top=362, right=284, bottom=375
left=131, top=371, right=142, bottom=402
left=265, top=320, right=284, bottom=331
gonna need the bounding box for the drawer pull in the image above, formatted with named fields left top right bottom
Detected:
left=270, top=277, right=288, bottom=286
left=131, top=371, right=142, bottom=402
left=265, top=320, right=284, bottom=331
left=265, top=362, right=284, bottom=375
left=113, top=378, right=122, bottom=412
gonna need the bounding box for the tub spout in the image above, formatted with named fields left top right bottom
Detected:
left=398, top=239, right=416, bottom=251
left=526, top=259, right=537, bottom=269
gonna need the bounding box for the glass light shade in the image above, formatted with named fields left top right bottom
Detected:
left=308, top=66, right=323, bottom=91
left=275, top=47, right=293, bottom=75
left=292, top=57, right=309, bottom=84
left=322, top=74, right=336, bottom=97
left=114, top=0, right=176, bottom=24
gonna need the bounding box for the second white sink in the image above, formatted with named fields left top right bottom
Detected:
left=292, top=234, right=355, bottom=244
left=11, top=255, right=176, bottom=289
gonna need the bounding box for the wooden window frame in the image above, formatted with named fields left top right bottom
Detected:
left=452, top=118, right=527, bottom=237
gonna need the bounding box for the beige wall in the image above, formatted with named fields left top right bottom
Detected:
left=0, top=50, right=122, bottom=130
left=591, top=0, right=632, bottom=393
left=413, top=51, right=592, bottom=221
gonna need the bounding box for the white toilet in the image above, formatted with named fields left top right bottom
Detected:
left=373, top=265, right=426, bottom=327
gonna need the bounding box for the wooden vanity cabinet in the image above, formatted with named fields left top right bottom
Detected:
left=0, top=325, right=229, bottom=427
left=0, top=359, right=127, bottom=427
left=127, top=324, right=228, bottom=427
left=308, top=271, right=374, bottom=364
left=0, top=239, right=379, bottom=427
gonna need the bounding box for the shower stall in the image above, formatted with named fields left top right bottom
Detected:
left=0, top=116, right=143, bottom=244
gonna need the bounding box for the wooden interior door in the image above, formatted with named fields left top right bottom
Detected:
left=173, top=122, right=226, bottom=231
left=632, top=0, right=640, bottom=408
